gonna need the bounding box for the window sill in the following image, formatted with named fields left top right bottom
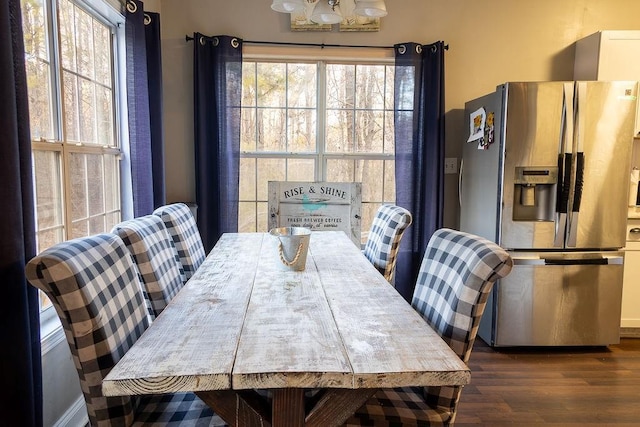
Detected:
left=41, top=314, right=64, bottom=355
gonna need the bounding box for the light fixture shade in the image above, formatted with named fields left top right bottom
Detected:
left=271, top=0, right=305, bottom=13
left=310, top=1, right=344, bottom=24
left=353, top=0, right=387, bottom=17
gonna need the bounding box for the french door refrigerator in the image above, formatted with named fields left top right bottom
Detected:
left=460, top=81, right=638, bottom=346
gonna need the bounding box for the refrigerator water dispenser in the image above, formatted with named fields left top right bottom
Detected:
left=513, top=166, right=558, bottom=221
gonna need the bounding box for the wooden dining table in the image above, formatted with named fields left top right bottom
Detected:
left=102, top=231, right=470, bottom=426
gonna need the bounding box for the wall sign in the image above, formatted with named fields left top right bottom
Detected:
left=268, top=181, right=362, bottom=247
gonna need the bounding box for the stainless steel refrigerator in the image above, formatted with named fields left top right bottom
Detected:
left=460, top=81, right=638, bottom=346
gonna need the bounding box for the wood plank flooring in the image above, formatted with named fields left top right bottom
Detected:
left=455, top=338, right=640, bottom=425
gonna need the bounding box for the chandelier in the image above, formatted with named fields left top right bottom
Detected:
left=271, top=0, right=388, bottom=25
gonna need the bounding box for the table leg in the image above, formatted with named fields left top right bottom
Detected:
left=272, top=388, right=305, bottom=427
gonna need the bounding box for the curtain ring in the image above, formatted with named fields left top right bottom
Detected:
left=430, top=44, right=437, bottom=53
left=126, top=0, right=137, bottom=13
left=231, top=38, right=239, bottom=49
left=212, top=37, right=220, bottom=46
left=143, top=13, right=151, bottom=25
left=199, top=36, right=206, bottom=46
left=397, top=45, right=406, bottom=55
left=415, top=45, right=422, bottom=54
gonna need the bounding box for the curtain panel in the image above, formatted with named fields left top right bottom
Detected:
left=144, top=11, right=166, bottom=209
left=192, top=34, right=243, bottom=252
left=393, top=41, right=446, bottom=301
left=126, top=0, right=165, bottom=215
left=0, top=0, right=42, bottom=425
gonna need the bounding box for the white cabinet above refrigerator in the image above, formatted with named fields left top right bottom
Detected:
left=574, top=30, right=640, bottom=137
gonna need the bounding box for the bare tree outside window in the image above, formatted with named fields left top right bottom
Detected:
left=21, top=0, right=122, bottom=313
left=240, top=59, right=395, bottom=244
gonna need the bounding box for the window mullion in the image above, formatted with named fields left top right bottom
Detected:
left=48, top=0, right=63, bottom=141
left=317, top=60, right=326, bottom=181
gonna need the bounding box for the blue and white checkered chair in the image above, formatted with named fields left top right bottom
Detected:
left=362, top=204, right=413, bottom=283
left=345, top=228, right=513, bottom=426
left=153, top=203, right=206, bottom=281
left=25, top=234, right=226, bottom=426
left=112, top=215, right=185, bottom=319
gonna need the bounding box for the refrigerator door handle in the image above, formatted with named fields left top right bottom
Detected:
left=512, top=255, right=623, bottom=266
left=567, top=82, right=587, bottom=248
left=567, top=151, right=585, bottom=247
left=554, top=83, right=575, bottom=248
left=458, top=158, right=464, bottom=208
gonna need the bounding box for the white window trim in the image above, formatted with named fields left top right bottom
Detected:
left=37, top=0, right=131, bottom=340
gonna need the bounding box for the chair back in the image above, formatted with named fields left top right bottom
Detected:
left=25, top=234, right=150, bottom=426
left=153, top=203, right=206, bottom=280
left=112, top=215, right=185, bottom=318
left=411, top=228, right=513, bottom=419
left=362, top=204, right=413, bottom=283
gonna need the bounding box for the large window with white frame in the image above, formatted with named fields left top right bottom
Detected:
left=21, top=0, right=124, bottom=316
left=239, top=58, right=396, bottom=244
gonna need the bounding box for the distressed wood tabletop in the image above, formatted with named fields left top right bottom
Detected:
left=102, top=231, right=470, bottom=425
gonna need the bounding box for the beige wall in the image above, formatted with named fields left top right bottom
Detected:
left=151, top=0, right=640, bottom=228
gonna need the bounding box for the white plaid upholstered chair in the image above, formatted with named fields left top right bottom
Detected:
left=25, top=234, right=226, bottom=426
left=362, top=204, right=413, bottom=283
left=345, top=228, right=513, bottom=426
left=153, top=203, right=206, bottom=281
left=112, top=215, right=185, bottom=319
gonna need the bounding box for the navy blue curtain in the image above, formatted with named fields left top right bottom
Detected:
left=393, top=41, right=446, bottom=301
left=144, top=11, right=166, bottom=209
left=193, top=34, right=242, bottom=251
left=126, top=0, right=165, bottom=215
left=0, top=0, right=42, bottom=425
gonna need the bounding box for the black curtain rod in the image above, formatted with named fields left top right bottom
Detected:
left=185, top=35, right=449, bottom=51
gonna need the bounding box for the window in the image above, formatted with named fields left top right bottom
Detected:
left=21, top=0, right=124, bottom=316
left=239, top=59, right=396, bottom=244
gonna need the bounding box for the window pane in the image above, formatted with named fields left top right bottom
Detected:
left=326, top=109, right=353, bottom=153
left=76, top=7, right=95, bottom=79
left=242, top=62, right=256, bottom=107
left=96, top=85, right=114, bottom=146
left=355, top=110, right=384, bottom=153
left=257, top=63, right=286, bottom=107
left=79, top=78, right=96, bottom=143
left=238, top=201, right=256, bottom=232
left=25, top=58, right=54, bottom=140
left=384, top=160, right=396, bottom=202
left=58, top=0, right=77, bottom=73
left=256, top=158, right=285, bottom=200
left=63, top=72, right=79, bottom=141
left=239, top=158, right=257, bottom=201
left=240, top=107, right=257, bottom=151
left=287, top=159, right=315, bottom=181
left=359, top=160, right=384, bottom=201
left=71, top=219, right=88, bottom=239
left=326, top=64, right=355, bottom=109
left=21, top=0, right=48, bottom=58
left=384, top=111, right=394, bottom=154
left=288, top=109, right=315, bottom=152
left=257, top=108, right=286, bottom=151
left=94, top=24, right=111, bottom=86
left=288, top=63, right=316, bottom=108
left=69, top=153, right=88, bottom=221
left=33, top=150, right=64, bottom=251
left=22, top=0, right=54, bottom=140
left=356, top=65, right=385, bottom=109
left=104, top=154, right=119, bottom=212
left=326, top=158, right=355, bottom=182
left=385, top=65, right=394, bottom=110
left=257, top=202, right=268, bottom=232
left=87, top=154, right=104, bottom=216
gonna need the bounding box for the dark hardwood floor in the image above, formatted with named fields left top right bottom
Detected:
left=455, top=338, right=640, bottom=425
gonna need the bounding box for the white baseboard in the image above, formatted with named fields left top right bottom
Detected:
left=52, top=396, right=88, bottom=427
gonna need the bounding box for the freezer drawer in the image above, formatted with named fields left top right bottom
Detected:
left=479, top=253, right=624, bottom=346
